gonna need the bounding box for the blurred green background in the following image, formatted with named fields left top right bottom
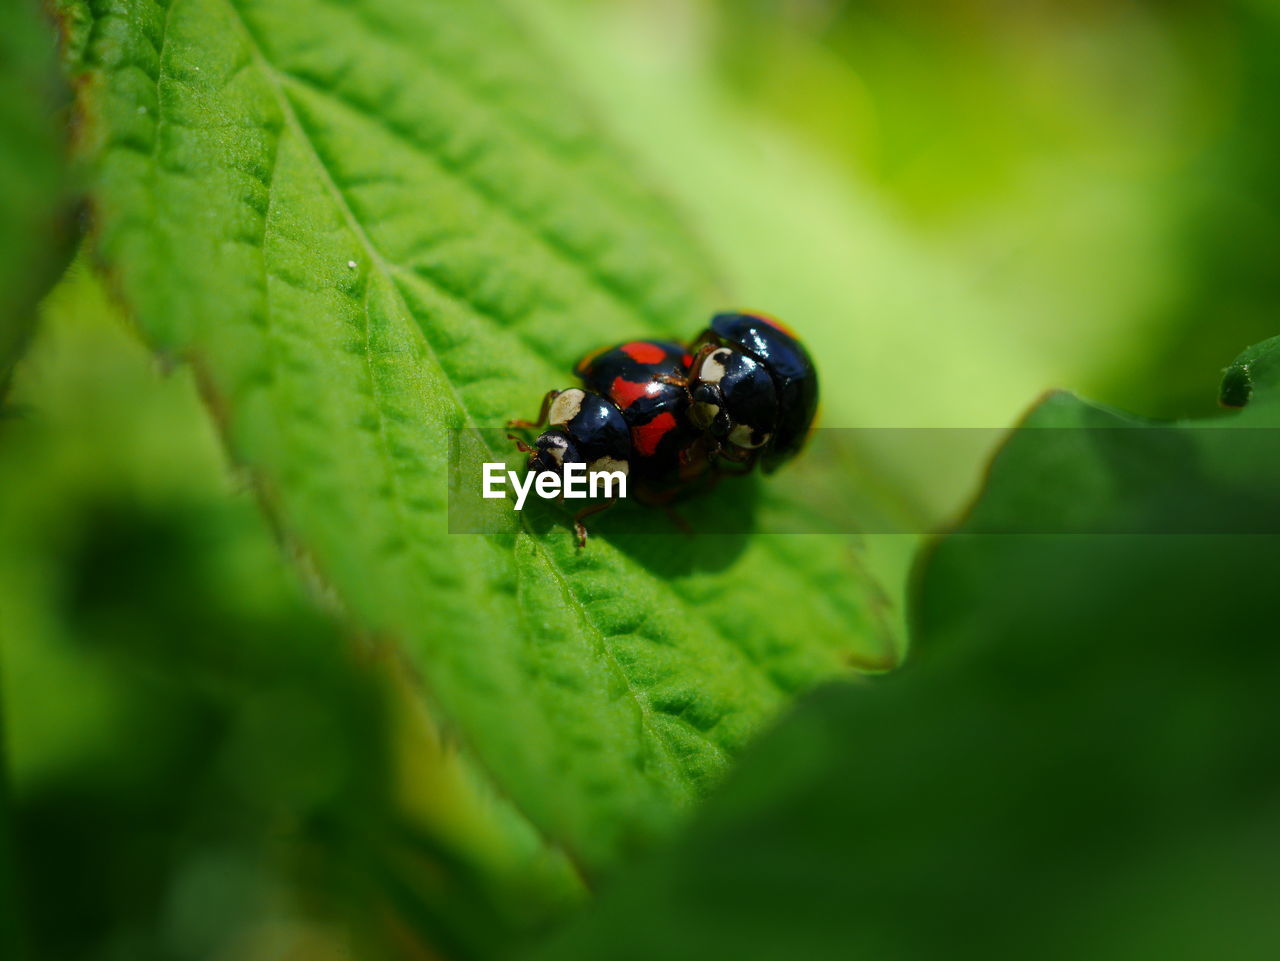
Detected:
left=519, top=0, right=1280, bottom=430
left=2, top=269, right=584, bottom=960
left=5, top=0, right=1280, bottom=958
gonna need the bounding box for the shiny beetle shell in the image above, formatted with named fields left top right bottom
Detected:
left=575, top=339, right=702, bottom=482
left=689, top=311, right=818, bottom=471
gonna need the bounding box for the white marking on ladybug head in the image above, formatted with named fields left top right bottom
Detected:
left=542, top=433, right=569, bottom=465
left=729, top=424, right=770, bottom=449
left=690, top=401, right=720, bottom=429
left=548, top=388, right=585, bottom=426
left=588, top=456, right=629, bottom=476
left=699, top=348, right=734, bottom=385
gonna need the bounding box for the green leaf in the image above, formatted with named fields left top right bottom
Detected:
left=2, top=267, right=588, bottom=958
left=0, top=662, right=19, bottom=961
left=1220, top=334, right=1280, bottom=409
left=532, top=338, right=1280, bottom=959
left=56, top=0, right=897, bottom=871
left=0, top=0, right=71, bottom=386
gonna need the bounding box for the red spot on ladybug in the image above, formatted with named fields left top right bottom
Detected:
left=632, top=411, right=677, bottom=457
left=622, top=341, right=667, bottom=364
left=681, top=352, right=693, bottom=368
left=610, top=376, right=655, bottom=410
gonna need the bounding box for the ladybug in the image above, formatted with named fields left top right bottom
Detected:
left=510, top=315, right=817, bottom=545
left=684, top=311, right=818, bottom=472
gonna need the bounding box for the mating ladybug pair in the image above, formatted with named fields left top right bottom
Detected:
left=508, top=311, right=818, bottom=544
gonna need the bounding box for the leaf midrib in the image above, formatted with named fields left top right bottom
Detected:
left=208, top=0, right=863, bottom=702
left=275, top=66, right=676, bottom=335
left=213, top=0, right=723, bottom=809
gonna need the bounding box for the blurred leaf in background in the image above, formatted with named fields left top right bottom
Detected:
left=709, top=0, right=1280, bottom=423
left=1, top=268, right=582, bottom=961
left=532, top=337, right=1280, bottom=961
left=519, top=0, right=1280, bottom=497
left=0, top=0, right=72, bottom=388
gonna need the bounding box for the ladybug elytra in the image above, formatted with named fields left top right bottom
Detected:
left=574, top=340, right=703, bottom=484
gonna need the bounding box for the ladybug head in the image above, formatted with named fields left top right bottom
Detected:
left=526, top=428, right=583, bottom=476
left=688, top=346, right=778, bottom=459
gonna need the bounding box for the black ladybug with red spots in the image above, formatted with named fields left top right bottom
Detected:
left=574, top=339, right=703, bottom=486
left=509, top=311, right=818, bottom=544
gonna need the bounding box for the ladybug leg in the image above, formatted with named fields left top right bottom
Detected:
left=663, top=342, right=720, bottom=391
left=688, top=330, right=717, bottom=353
left=701, top=430, right=757, bottom=471
left=507, top=389, right=560, bottom=430
left=715, top=453, right=756, bottom=474
left=662, top=504, right=694, bottom=536
left=678, top=437, right=717, bottom=474
left=700, top=435, right=724, bottom=464
left=688, top=341, right=718, bottom=370
left=506, top=434, right=533, bottom=453
left=656, top=342, right=716, bottom=389
left=572, top=497, right=618, bottom=548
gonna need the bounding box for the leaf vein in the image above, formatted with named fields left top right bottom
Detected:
left=270, top=66, right=674, bottom=335
left=221, top=0, right=726, bottom=797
